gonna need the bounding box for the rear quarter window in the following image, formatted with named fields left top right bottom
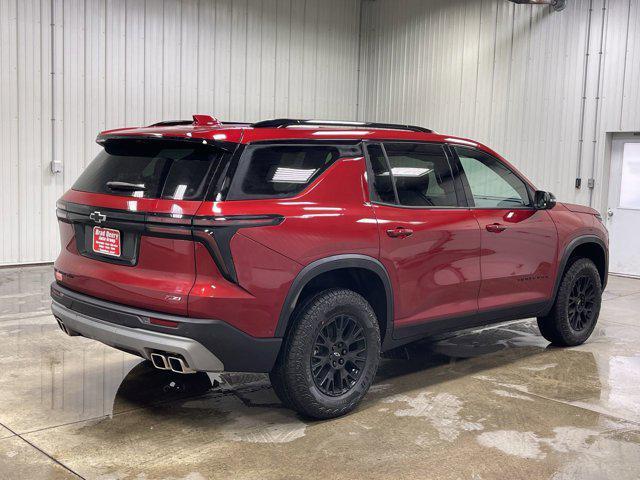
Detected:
left=226, top=144, right=340, bottom=200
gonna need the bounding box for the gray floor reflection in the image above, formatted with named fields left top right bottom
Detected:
left=1, top=266, right=640, bottom=480
left=113, top=361, right=215, bottom=412
left=0, top=266, right=52, bottom=318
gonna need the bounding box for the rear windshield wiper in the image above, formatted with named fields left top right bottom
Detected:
left=106, top=181, right=147, bottom=192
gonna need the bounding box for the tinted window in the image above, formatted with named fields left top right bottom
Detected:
left=382, top=143, right=458, bottom=207
left=227, top=144, right=339, bottom=200
left=73, top=140, right=222, bottom=200
left=366, top=144, right=396, bottom=204
left=455, top=147, right=531, bottom=208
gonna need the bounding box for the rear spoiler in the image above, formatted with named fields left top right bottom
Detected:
left=95, top=134, right=237, bottom=153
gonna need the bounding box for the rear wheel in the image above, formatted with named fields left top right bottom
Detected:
left=270, top=288, right=380, bottom=419
left=537, top=258, right=602, bottom=346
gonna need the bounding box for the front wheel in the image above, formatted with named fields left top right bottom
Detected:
left=537, top=258, right=602, bottom=346
left=270, top=288, right=381, bottom=419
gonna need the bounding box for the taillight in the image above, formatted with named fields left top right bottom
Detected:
left=55, top=200, right=284, bottom=285
left=191, top=215, right=284, bottom=228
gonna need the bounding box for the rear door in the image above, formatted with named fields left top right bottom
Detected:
left=451, top=146, right=557, bottom=311
left=366, top=142, right=482, bottom=337
left=54, top=138, right=228, bottom=315
left=607, top=136, right=640, bottom=277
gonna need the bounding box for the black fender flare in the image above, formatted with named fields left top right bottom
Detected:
left=275, top=254, right=394, bottom=342
left=550, top=234, right=608, bottom=305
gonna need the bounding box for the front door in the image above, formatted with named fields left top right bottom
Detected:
left=607, top=136, right=640, bottom=277
left=452, top=146, right=558, bottom=311
left=366, top=142, right=482, bottom=335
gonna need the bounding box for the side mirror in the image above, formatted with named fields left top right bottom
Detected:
left=534, top=190, right=556, bottom=210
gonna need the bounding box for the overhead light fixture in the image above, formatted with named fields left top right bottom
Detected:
left=394, top=167, right=431, bottom=177
left=270, top=167, right=317, bottom=184
left=508, top=0, right=566, bottom=11
left=171, top=184, right=188, bottom=200
left=379, top=167, right=432, bottom=178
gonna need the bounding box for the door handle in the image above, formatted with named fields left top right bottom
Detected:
left=485, top=223, right=507, bottom=233
left=386, top=227, right=414, bottom=238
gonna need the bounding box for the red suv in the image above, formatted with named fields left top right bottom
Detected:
left=52, top=116, right=608, bottom=418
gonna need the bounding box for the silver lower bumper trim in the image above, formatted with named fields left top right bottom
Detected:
left=51, top=301, right=225, bottom=372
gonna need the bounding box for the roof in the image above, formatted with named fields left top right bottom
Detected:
left=96, top=115, right=496, bottom=156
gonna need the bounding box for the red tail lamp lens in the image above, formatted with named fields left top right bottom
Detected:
left=149, top=318, right=179, bottom=328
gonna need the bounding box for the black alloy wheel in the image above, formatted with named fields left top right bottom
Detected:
left=537, top=257, right=602, bottom=347
left=567, top=274, right=597, bottom=332
left=311, top=314, right=367, bottom=396
left=269, top=288, right=380, bottom=419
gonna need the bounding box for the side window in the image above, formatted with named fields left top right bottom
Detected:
left=366, top=143, right=397, bottom=204
left=383, top=143, right=458, bottom=207
left=226, top=144, right=339, bottom=200
left=455, top=147, right=531, bottom=208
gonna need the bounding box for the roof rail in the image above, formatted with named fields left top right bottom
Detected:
left=251, top=118, right=433, bottom=133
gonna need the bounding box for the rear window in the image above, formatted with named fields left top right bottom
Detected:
left=72, top=139, right=224, bottom=200
left=226, top=144, right=340, bottom=200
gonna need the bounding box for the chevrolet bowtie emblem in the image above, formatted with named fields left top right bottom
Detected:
left=89, top=211, right=107, bottom=224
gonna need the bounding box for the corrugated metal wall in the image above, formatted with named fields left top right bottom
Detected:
left=358, top=0, right=640, bottom=212
left=3, top=0, right=639, bottom=265
left=0, top=0, right=361, bottom=265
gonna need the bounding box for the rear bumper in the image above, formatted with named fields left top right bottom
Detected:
left=52, top=300, right=225, bottom=371
left=50, top=282, right=282, bottom=373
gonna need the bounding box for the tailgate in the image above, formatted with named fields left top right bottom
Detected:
left=55, top=194, right=203, bottom=315
left=53, top=137, right=231, bottom=316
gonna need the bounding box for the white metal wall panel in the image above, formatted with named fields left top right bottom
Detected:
left=5, top=0, right=639, bottom=266
left=1, top=0, right=20, bottom=264
left=358, top=0, right=640, bottom=211
left=0, top=0, right=361, bottom=265
left=620, top=1, right=640, bottom=129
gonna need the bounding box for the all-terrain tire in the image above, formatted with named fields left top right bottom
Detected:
left=537, top=258, right=602, bottom=346
left=270, top=288, right=381, bottom=419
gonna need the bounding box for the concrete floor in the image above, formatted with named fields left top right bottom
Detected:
left=0, top=267, right=639, bottom=479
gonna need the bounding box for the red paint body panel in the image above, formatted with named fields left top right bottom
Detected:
left=548, top=203, right=608, bottom=258
left=55, top=191, right=204, bottom=315
left=99, top=123, right=503, bottom=160
left=472, top=209, right=558, bottom=310
left=372, top=205, right=482, bottom=327
left=100, top=124, right=245, bottom=144
left=194, top=157, right=379, bottom=265
left=188, top=236, right=300, bottom=337
left=55, top=232, right=197, bottom=316
left=561, top=202, right=601, bottom=216
left=188, top=156, right=378, bottom=335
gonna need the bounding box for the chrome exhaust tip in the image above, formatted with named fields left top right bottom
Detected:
left=55, top=317, right=79, bottom=336
left=150, top=353, right=170, bottom=370
left=167, top=356, right=195, bottom=374
left=55, top=317, right=69, bottom=335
